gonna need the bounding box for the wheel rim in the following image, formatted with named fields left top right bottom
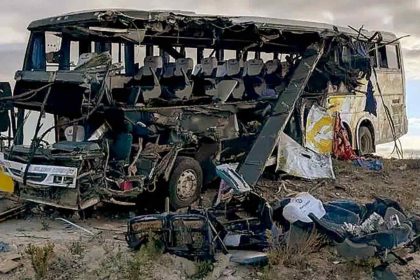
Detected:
left=176, top=169, right=198, bottom=201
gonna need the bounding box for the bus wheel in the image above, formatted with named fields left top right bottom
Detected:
left=358, top=126, right=374, bottom=155
left=168, top=156, right=202, bottom=209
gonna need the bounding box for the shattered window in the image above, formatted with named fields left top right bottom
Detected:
left=260, top=52, right=273, bottom=62
left=45, top=32, right=62, bottom=71
left=203, top=48, right=215, bottom=58
left=378, top=45, right=388, bottom=68
left=247, top=51, right=256, bottom=60
left=225, top=50, right=237, bottom=60
left=377, top=45, right=400, bottom=69
left=69, top=41, right=79, bottom=70
left=111, top=43, right=125, bottom=74
left=23, top=112, right=56, bottom=145
left=134, top=45, right=146, bottom=65
left=185, top=48, right=197, bottom=63
left=386, top=45, right=400, bottom=69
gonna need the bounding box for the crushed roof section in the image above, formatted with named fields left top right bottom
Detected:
left=28, top=9, right=397, bottom=42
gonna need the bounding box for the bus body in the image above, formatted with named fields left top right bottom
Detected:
left=0, top=10, right=407, bottom=210
left=325, top=43, right=406, bottom=154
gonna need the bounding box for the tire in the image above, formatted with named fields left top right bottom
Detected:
left=358, top=126, right=374, bottom=155
left=168, top=156, right=203, bottom=209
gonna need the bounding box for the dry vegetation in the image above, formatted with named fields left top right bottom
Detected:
left=25, top=242, right=55, bottom=280
left=266, top=228, right=325, bottom=269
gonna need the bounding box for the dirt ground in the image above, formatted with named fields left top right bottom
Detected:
left=0, top=158, right=419, bottom=280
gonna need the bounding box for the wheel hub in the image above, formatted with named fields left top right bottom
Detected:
left=176, top=169, right=198, bottom=201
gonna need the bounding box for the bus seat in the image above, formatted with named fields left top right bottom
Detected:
left=243, top=59, right=266, bottom=99
left=174, top=58, right=194, bottom=100
left=226, top=59, right=243, bottom=77
left=64, top=125, right=85, bottom=142
left=202, top=61, right=237, bottom=102
left=143, top=56, right=163, bottom=78
left=135, top=56, right=163, bottom=102
left=160, top=63, right=176, bottom=99
left=193, top=57, right=218, bottom=97
left=205, top=62, right=227, bottom=97
left=226, top=59, right=245, bottom=100
left=202, top=57, right=218, bottom=77
left=265, top=59, right=283, bottom=89
left=263, top=59, right=283, bottom=97
left=216, top=63, right=228, bottom=78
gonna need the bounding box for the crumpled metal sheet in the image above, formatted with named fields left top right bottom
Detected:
left=276, top=132, right=335, bottom=180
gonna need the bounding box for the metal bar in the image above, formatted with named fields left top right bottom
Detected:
left=56, top=217, right=95, bottom=235
left=237, top=42, right=324, bottom=187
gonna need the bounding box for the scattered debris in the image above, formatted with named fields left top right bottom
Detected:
left=0, top=242, right=10, bottom=253
left=0, top=196, right=26, bottom=223
left=353, top=158, right=384, bottom=171
left=0, top=259, right=21, bottom=274
left=277, top=132, right=336, bottom=180
left=126, top=212, right=215, bottom=260
left=229, top=250, right=268, bottom=265
left=55, top=218, right=95, bottom=236
left=282, top=192, right=326, bottom=223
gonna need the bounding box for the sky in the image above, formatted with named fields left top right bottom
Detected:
left=0, top=0, right=419, bottom=155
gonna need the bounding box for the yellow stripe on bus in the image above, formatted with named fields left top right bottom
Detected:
left=0, top=168, right=14, bottom=193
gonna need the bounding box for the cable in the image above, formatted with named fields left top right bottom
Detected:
left=0, top=83, right=53, bottom=102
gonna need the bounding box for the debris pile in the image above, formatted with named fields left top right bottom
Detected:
left=127, top=181, right=419, bottom=276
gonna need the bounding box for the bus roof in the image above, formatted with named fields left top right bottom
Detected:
left=27, top=9, right=398, bottom=43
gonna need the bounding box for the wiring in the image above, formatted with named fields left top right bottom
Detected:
left=0, top=83, right=53, bottom=102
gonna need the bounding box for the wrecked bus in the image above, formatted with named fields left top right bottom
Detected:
left=0, top=10, right=407, bottom=210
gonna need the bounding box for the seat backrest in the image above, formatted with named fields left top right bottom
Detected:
left=174, top=58, right=194, bottom=77
left=226, top=59, right=242, bottom=77
left=265, top=59, right=283, bottom=90
left=243, top=59, right=266, bottom=99
left=216, top=63, right=227, bottom=78
left=265, top=59, right=281, bottom=75
left=243, top=59, right=265, bottom=77
left=143, top=56, right=163, bottom=76
left=202, top=57, right=218, bottom=77
left=162, top=63, right=176, bottom=79
left=64, top=125, right=85, bottom=142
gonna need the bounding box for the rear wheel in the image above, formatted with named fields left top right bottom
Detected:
left=358, top=126, right=374, bottom=155
left=168, top=156, right=203, bottom=209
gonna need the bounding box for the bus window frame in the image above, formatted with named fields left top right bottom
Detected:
left=376, top=43, right=401, bottom=72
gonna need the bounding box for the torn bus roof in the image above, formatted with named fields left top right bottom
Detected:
left=27, top=9, right=397, bottom=43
